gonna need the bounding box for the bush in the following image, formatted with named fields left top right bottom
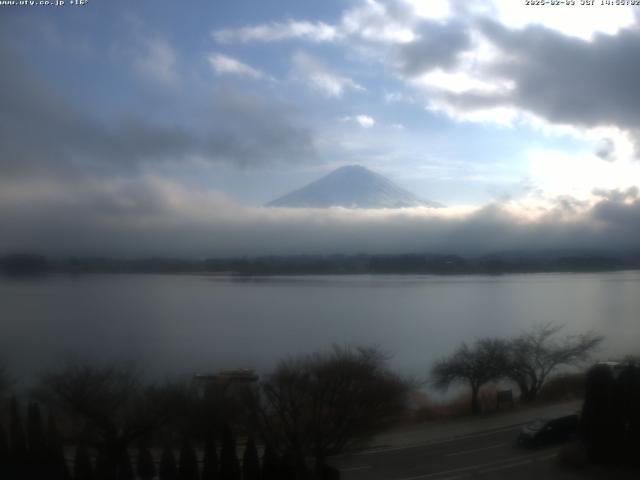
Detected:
left=538, top=373, right=585, bottom=403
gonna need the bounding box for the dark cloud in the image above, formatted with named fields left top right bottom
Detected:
left=430, top=20, right=640, bottom=153
left=201, top=88, right=316, bottom=168
left=551, top=195, right=590, bottom=216
left=592, top=185, right=638, bottom=202
left=590, top=187, right=640, bottom=238
left=394, top=21, right=471, bottom=76
left=0, top=45, right=314, bottom=178
left=595, top=138, right=616, bottom=162
left=486, top=21, right=640, bottom=127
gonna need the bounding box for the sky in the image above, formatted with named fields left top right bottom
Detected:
left=1, top=0, right=640, bottom=257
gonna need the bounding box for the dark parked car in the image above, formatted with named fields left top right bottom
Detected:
left=517, top=414, right=579, bottom=446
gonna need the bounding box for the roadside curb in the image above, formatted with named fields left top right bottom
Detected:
left=350, top=422, right=528, bottom=456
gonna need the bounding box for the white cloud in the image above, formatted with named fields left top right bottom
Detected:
left=356, top=115, right=375, bottom=128
left=214, top=20, right=339, bottom=43
left=404, top=0, right=636, bottom=39
left=211, top=0, right=636, bottom=49
left=527, top=148, right=640, bottom=199
left=292, top=51, right=366, bottom=98
left=212, top=0, right=422, bottom=46
left=488, top=0, right=636, bottom=40
left=402, top=0, right=452, bottom=21
left=341, top=0, right=417, bottom=44
left=208, top=53, right=268, bottom=80
left=426, top=101, right=520, bottom=127
left=411, top=68, right=514, bottom=95
left=133, top=37, right=177, bottom=85
left=340, top=115, right=376, bottom=128
left=384, top=90, right=415, bottom=104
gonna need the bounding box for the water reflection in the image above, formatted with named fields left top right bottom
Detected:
left=1, top=271, right=638, bottom=389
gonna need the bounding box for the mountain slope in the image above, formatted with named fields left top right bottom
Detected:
left=267, top=165, right=442, bottom=209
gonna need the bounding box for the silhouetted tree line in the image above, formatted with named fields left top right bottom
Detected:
left=581, top=362, right=640, bottom=466
left=3, top=251, right=640, bottom=276
left=431, top=323, right=603, bottom=414
left=0, top=254, right=50, bottom=275
left=0, top=399, right=70, bottom=480
left=0, top=346, right=409, bottom=479
left=0, top=397, right=314, bottom=480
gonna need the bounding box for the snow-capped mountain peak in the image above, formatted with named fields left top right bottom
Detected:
left=266, top=165, right=442, bottom=209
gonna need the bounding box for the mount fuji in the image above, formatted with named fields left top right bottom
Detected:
left=267, top=165, right=442, bottom=209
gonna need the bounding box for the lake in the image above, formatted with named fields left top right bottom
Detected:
left=1, top=271, right=639, bottom=388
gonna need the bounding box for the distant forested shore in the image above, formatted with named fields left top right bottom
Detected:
left=2, top=251, right=640, bottom=276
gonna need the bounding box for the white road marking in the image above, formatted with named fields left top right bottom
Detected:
left=478, top=459, right=533, bottom=474
left=445, top=442, right=506, bottom=457
left=339, top=465, right=372, bottom=472
left=392, top=450, right=558, bottom=480
left=354, top=425, right=521, bottom=456
left=479, top=453, right=556, bottom=474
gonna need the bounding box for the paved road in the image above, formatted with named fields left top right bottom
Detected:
left=367, top=401, right=582, bottom=450
left=331, top=426, right=583, bottom=480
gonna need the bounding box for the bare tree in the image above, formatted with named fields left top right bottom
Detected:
left=248, top=345, right=409, bottom=476
left=506, top=323, right=603, bottom=402
left=431, top=338, right=509, bottom=415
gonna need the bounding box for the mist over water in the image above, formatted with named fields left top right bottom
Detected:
left=2, top=271, right=639, bottom=389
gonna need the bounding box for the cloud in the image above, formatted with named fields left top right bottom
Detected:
left=402, top=0, right=452, bottom=22
left=487, top=0, right=636, bottom=40
left=478, top=21, right=640, bottom=131
left=132, top=36, right=178, bottom=85
left=384, top=90, right=415, bottom=104
left=213, top=20, right=339, bottom=43
left=388, top=16, right=640, bottom=157
left=393, top=21, right=471, bottom=75
left=212, top=0, right=422, bottom=46
left=206, top=0, right=640, bottom=154
left=208, top=53, right=269, bottom=80
left=199, top=88, right=316, bottom=167
left=0, top=45, right=314, bottom=175
left=595, top=138, right=616, bottom=162
left=341, top=0, right=418, bottom=44
left=2, top=174, right=640, bottom=258
left=526, top=148, right=640, bottom=200
left=481, top=22, right=640, bottom=153
left=291, top=51, right=366, bottom=98
left=210, top=1, right=634, bottom=154
left=341, top=115, right=376, bottom=128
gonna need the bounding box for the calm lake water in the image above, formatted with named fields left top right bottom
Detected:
left=1, top=271, right=639, bottom=386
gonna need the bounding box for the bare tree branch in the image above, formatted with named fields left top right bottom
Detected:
left=431, top=338, right=509, bottom=414
left=506, top=324, right=603, bottom=402
left=248, top=345, right=410, bottom=472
